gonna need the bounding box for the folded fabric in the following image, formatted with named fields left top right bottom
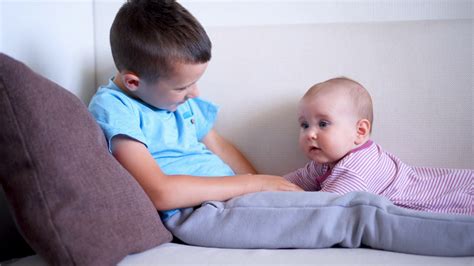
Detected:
left=165, top=191, right=474, bottom=257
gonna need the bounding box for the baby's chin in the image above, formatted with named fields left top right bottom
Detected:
left=306, top=154, right=339, bottom=166
left=307, top=155, right=329, bottom=164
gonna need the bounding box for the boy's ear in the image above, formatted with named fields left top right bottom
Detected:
left=355, top=119, right=371, bottom=145
left=121, top=72, right=141, bottom=92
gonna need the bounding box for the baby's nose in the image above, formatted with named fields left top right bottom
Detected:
left=305, top=129, right=317, bottom=140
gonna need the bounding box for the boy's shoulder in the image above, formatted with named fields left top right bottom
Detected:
left=92, top=79, right=131, bottom=101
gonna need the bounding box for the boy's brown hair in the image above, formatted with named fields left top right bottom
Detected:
left=110, top=0, right=212, bottom=82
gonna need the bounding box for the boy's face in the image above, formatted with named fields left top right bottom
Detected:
left=137, top=62, right=208, bottom=111
left=297, top=87, right=359, bottom=166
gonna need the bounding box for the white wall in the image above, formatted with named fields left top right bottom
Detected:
left=1, top=0, right=472, bottom=173
left=0, top=0, right=96, bottom=103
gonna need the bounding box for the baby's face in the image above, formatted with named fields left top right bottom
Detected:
left=297, top=88, right=359, bottom=166
left=137, top=62, right=208, bottom=111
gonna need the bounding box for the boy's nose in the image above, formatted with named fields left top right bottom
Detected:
left=187, top=85, right=199, bottom=99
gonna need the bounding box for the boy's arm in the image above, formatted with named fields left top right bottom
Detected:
left=111, top=135, right=301, bottom=211
left=202, top=129, right=257, bottom=174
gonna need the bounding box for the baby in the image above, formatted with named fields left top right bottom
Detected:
left=284, top=77, right=473, bottom=215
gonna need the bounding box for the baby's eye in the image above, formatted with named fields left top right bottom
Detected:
left=318, top=120, right=330, bottom=128
left=300, top=122, right=309, bottom=129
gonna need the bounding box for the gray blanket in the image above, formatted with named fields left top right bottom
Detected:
left=165, top=191, right=474, bottom=257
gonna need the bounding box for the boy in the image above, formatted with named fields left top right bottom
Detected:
left=89, top=0, right=301, bottom=220
left=285, top=77, right=472, bottom=215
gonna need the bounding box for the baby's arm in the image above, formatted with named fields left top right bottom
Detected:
left=283, top=162, right=322, bottom=191
left=111, top=135, right=301, bottom=211
left=202, top=129, right=257, bottom=174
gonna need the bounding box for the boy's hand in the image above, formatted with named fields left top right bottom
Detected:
left=250, top=174, right=304, bottom=192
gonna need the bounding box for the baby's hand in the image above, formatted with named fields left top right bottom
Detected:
left=252, top=174, right=303, bottom=192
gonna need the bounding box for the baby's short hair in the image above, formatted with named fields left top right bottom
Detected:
left=307, top=77, right=374, bottom=129
left=110, top=0, right=212, bottom=82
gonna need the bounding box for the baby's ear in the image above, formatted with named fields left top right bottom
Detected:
left=355, top=119, right=371, bottom=145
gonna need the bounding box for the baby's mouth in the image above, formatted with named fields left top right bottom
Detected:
left=309, top=146, right=321, bottom=152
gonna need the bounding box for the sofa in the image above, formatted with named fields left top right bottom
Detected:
left=1, top=1, right=473, bottom=265
left=1, top=52, right=473, bottom=265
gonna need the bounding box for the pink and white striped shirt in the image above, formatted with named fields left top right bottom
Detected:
left=284, top=140, right=473, bottom=215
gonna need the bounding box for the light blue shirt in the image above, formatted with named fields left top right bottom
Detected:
left=88, top=79, right=234, bottom=219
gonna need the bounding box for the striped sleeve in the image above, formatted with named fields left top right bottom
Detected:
left=284, top=161, right=325, bottom=191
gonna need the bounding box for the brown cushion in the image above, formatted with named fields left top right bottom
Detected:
left=0, top=187, right=35, bottom=261
left=0, top=53, right=172, bottom=265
